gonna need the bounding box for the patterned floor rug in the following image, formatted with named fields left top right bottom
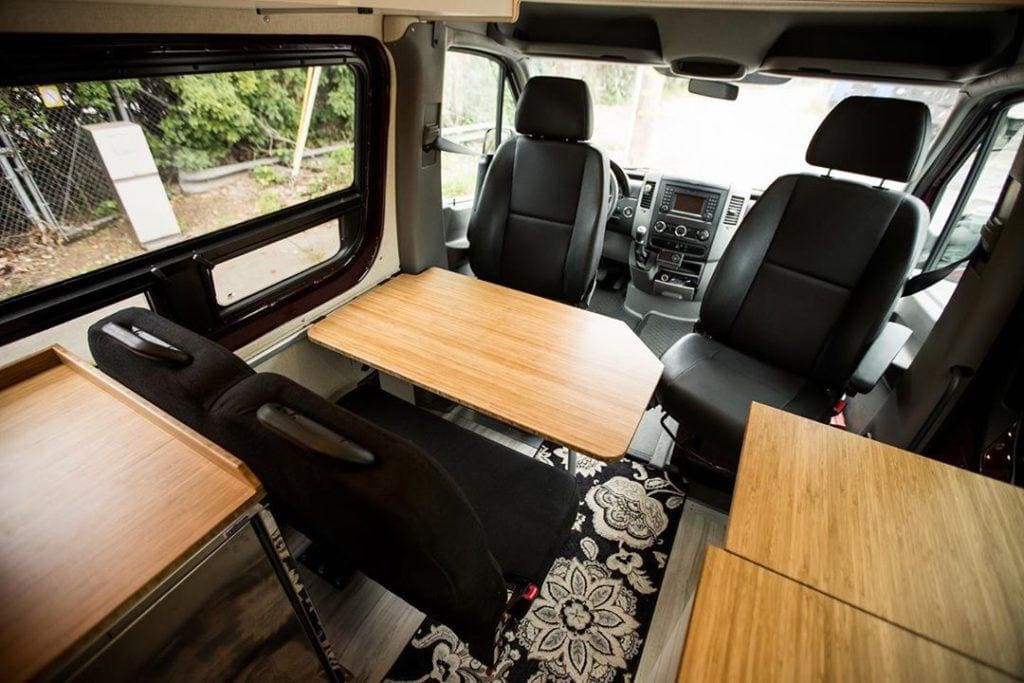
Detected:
left=383, top=443, right=689, bottom=683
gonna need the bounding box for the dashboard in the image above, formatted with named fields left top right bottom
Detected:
left=610, top=171, right=750, bottom=302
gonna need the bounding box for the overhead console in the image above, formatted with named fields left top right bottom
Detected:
left=629, top=173, right=739, bottom=301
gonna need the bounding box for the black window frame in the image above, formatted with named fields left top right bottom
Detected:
left=0, top=33, right=390, bottom=350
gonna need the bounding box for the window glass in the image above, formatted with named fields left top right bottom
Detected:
left=441, top=51, right=500, bottom=204
left=912, top=102, right=1024, bottom=306
left=528, top=58, right=955, bottom=189
left=502, top=81, right=517, bottom=139
left=917, top=150, right=976, bottom=270
left=932, top=104, right=1024, bottom=268
left=213, top=220, right=341, bottom=305
left=0, top=64, right=357, bottom=302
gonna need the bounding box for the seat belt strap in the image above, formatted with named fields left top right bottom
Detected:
left=902, top=244, right=981, bottom=297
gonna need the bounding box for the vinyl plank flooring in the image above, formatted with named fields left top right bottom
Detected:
left=635, top=500, right=729, bottom=682
left=298, top=567, right=423, bottom=682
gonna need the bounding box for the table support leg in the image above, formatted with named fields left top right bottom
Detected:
left=567, top=448, right=577, bottom=477
left=252, top=507, right=350, bottom=682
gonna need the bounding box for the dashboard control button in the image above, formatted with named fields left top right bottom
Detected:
left=660, top=204, right=670, bottom=212
left=654, top=221, right=667, bottom=233
left=674, top=225, right=687, bottom=238
left=623, top=206, right=634, bottom=218
left=659, top=273, right=670, bottom=282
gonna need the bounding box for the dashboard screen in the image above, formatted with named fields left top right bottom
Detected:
left=673, top=193, right=705, bottom=215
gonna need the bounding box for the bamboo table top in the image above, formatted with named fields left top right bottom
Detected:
left=727, top=403, right=1024, bottom=678
left=309, top=267, right=663, bottom=460
left=0, top=347, right=261, bottom=682
left=678, top=547, right=1013, bottom=682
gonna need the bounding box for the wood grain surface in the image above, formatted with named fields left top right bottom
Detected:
left=678, top=547, right=1013, bottom=682
left=309, top=268, right=663, bottom=460
left=0, top=347, right=260, bottom=682
left=728, top=403, right=1024, bottom=678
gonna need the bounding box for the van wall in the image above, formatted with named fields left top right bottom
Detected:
left=0, top=2, right=402, bottom=389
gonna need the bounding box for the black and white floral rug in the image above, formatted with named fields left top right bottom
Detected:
left=383, top=443, right=688, bottom=683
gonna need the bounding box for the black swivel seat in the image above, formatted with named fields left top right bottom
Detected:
left=88, top=308, right=577, bottom=666
left=468, top=76, right=610, bottom=305
left=657, top=96, right=931, bottom=475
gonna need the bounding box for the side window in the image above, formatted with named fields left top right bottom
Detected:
left=440, top=51, right=509, bottom=206
left=916, top=101, right=1024, bottom=304
left=0, top=64, right=358, bottom=304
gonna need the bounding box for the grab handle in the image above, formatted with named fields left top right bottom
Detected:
left=102, top=322, right=191, bottom=366
left=257, top=403, right=376, bottom=466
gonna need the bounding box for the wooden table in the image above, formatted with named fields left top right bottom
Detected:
left=309, top=267, right=663, bottom=465
left=722, top=403, right=1024, bottom=679
left=679, top=547, right=1012, bottom=682
left=0, top=347, right=337, bottom=681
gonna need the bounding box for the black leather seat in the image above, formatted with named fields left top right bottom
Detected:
left=88, top=308, right=577, bottom=666
left=658, top=96, right=931, bottom=475
left=468, top=76, right=609, bottom=305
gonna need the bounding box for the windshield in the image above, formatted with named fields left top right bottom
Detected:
left=528, top=58, right=957, bottom=189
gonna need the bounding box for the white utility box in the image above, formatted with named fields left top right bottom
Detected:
left=85, top=121, right=181, bottom=249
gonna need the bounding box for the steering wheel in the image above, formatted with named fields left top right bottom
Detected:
left=606, top=158, right=630, bottom=216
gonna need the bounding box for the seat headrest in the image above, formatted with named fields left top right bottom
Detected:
left=515, top=76, right=593, bottom=142
left=807, top=96, right=931, bottom=182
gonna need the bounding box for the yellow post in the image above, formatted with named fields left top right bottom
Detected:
left=291, top=65, right=323, bottom=178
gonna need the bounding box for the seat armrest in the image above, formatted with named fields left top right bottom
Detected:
left=849, top=322, right=913, bottom=394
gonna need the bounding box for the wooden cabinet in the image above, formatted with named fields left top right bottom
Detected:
left=679, top=404, right=1024, bottom=681
left=680, top=548, right=1011, bottom=682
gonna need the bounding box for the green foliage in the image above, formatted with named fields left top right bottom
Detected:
left=0, top=66, right=357, bottom=182
left=91, top=199, right=120, bottom=218
left=442, top=52, right=500, bottom=129
left=251, top=165, right=288, bottom=186
left=169, top=148, right=217, bottom=172
left=154, top=65, right=356, bottom=169
left=257, top=192, right=283, bottom=215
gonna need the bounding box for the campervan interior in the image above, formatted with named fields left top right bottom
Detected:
left=1, top=0, right=1023, bottom=681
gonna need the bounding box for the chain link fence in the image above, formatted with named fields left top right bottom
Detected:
left=1, top=84, right=129, bottom=250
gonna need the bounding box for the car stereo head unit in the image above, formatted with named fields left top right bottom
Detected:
left=659, top=184, right=720, bottom=224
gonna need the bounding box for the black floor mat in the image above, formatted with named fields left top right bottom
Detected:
left=588, top=286, right=638, bottom=330
left=638, top=314, right=693, bottom=357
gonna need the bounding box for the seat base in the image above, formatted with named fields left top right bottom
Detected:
left=657, top=334, right=835, bottom=474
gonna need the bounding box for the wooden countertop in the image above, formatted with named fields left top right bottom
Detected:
left=678, top=547, right=1013, bottom=682
left=0, top=347, right=261, bottom=682
left=727, top=403, right=1024, bottom=678
left=309, top=267, right=663, bottom=460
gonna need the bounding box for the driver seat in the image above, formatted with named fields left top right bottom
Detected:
left=657, top=96, right=931, bottom=476
left=468, top=76, right=610, bottom=305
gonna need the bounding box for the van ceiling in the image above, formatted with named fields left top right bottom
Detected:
left=489, top=2, right=1024, bottom=84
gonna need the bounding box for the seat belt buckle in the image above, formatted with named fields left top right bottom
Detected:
left=507, top=583, right=539, bottom=621
left=830, top=396, right=848, bottom=430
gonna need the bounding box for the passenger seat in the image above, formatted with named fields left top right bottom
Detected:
left=88, top=308, right=577, bottom=666
left=657, top=96, right=931, bottom=476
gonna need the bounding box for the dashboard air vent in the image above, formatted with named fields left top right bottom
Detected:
left=640, top=181, right=656, bottom=209
left=723, top=195, right=745, bottom=226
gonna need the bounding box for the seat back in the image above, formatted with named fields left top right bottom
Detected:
left=87, top=307, right=253, bottom=432
left=468, top=76, right=609, bottom=304
left=700, top=96, right=931, bottom=387
left=87, top=311, right=508, bottom=663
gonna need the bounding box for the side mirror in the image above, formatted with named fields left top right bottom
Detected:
left=688, top=79, right=739, bottom=101
left=483, top=127, right=515, bottom=155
